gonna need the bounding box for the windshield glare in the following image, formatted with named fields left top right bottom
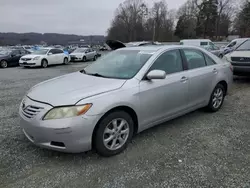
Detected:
left=32, top=49, right=48, bottom=55
left=84, top=50, right=154, bottom=79
left=236, top=40, right=250, bottom=51
left=73, top=48, right=87, bottom=53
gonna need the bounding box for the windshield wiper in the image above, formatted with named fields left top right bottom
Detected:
left=87, top=73, right=109, bottom=78
left=80, top=69, right=86, bottom=74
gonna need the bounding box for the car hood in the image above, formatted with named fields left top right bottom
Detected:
left=21, top=54, right=43, bottom=58
left=27, top=72, right=126, bottom=106
left=70, top=53, right=84, bottom=56
left=0, top=54, right=9, bottom=59
left=227, top=51, right=250, bottom=58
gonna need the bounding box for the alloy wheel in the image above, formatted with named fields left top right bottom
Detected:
left=103, top=118, right=130, bottom=151
left=212, top=88, right=223, bottom=109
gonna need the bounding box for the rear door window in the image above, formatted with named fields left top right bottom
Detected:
left=183, top=49, right=206, bottom=70
left=204, top=53, right=216, bottom=66
left=200, top=42, right=208, bottom=46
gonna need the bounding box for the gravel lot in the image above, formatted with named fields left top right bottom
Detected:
left=1, top=63, right=250, bottom=188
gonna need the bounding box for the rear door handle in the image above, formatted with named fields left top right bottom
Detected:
left=180, top=76, right=188, bottom=82
left=212, top=68, right=218, bottom=74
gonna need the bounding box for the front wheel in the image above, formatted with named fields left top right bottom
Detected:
left=41, top=59, right=48, bottom=68
left=82, top=56, right=87, bottom=62
left=93, top=111, right=134, bottom=157
left=0, top=60, right=8, bottom=68
left=207, top=84, right=225, bottom=112
left=63, top=57, right=69, bottom=64
left=93, top=55, right=97, bottom=61
left=219, top=54, right=223, bottom=58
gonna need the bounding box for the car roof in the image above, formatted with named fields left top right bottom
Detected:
left=117, top=45, right=203, bottom=52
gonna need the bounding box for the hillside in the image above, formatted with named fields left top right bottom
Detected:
left=0, top=32, right=105, bottom=45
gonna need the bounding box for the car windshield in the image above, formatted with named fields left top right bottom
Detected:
left=236, top=40, right=250, bottom=51
left=73, top=48, right=87, bottom=53
left=31, top=49, right=49, bottom=55
left=0, top=50, right=10, bottom=55
left=83, top=50, right=154, bottom=79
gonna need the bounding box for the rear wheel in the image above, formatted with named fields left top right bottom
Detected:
left=0, top=60, right=8, bottom=68
left=93, top=111, right=134, bottom=157
left=207, top=84, right=225, bottom=112
left=41, top=59, right=48, bottom=68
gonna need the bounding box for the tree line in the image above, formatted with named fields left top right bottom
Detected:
left=107, top=0, right=248, bottom=42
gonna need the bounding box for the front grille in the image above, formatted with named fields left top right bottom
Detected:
left=21, top=58, right=32, bottom=61
left=231, top=57, right=250, bottom=62
left=22, top=105, right=43, bottom=119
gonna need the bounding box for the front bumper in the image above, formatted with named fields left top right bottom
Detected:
left=70, top=56, right=82, bottom=61
left=19, top=97, right=102, bottom=153
left=232, top=65, right=250, bottom=75
left=19, top=60, right=40, bottom=67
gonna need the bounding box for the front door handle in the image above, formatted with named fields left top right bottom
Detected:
left=180, top=76, right=188, bottom=82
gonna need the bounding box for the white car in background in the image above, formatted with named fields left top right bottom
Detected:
left=19, top=48, right=70, bottom=68
left=70, top=48, right=98, bottom=62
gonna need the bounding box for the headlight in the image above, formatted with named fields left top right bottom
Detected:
left=33, top=56, right=40, bottom=60
left=43, top=104, right=92, bottom=120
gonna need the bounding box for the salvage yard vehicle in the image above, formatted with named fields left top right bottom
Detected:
left=19, top=45, right=233, bottom=157
left=19, top=48, right=70, bottom=68
left=224, top=39, right=250, bottom=75
left=70, top=48, right=98, bottom=62
left=0, top=49, right=30, bottom=68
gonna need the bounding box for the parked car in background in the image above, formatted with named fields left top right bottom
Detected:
left=222, top=38, right=249, bottom=56
left=19, top=48, right=70, bottom=68
left=19, top=45, right=232, bottom=156
left=70, top=48, right=98, bottom=62
left=0, top=49, right=30, bottom=68
left=224, top=39, right=250, bottom=75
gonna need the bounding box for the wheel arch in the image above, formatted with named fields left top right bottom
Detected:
left=91, top=105, right=139, bottom=148
left=217, top=80, right=228, bottom=95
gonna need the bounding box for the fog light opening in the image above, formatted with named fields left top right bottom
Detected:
left=50, top=141, right=65, bottom=148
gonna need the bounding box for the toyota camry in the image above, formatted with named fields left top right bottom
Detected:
left=19, top=45, right=233, bottom=157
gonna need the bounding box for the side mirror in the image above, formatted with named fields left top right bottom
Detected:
left=48, top=52, right=52, bottom=55
left=11, top=54, right=16, bottom=57
left=146, top=70, right=166, bottom=80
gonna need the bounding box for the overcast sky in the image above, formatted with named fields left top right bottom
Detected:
left=0, top=0, right=186, bottom=35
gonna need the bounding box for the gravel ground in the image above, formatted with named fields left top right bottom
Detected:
left=0, top=63, right=250, bottom=188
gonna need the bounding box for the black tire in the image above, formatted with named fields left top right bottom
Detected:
left=93, top=111, right=134, bottom=157
left=219, top=54, right=223, bottom=58
left=63, top=57, right=69, bottom=65
left=82, top=56, right=87, bottom=62
left=0, top=60, right=8, bottom=68
left=93, top=55, right=97, bottom=61
left=207, top=84, right=225, bottom=112
left=41, top=59, right=48, bottom=68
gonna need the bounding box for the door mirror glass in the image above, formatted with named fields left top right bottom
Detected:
left=48, top=52, right=52, bottom=55
left=146, top=70, right=166, bottom=80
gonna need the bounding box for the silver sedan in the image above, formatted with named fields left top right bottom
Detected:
left=19, top=45, right=233, bottom=157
